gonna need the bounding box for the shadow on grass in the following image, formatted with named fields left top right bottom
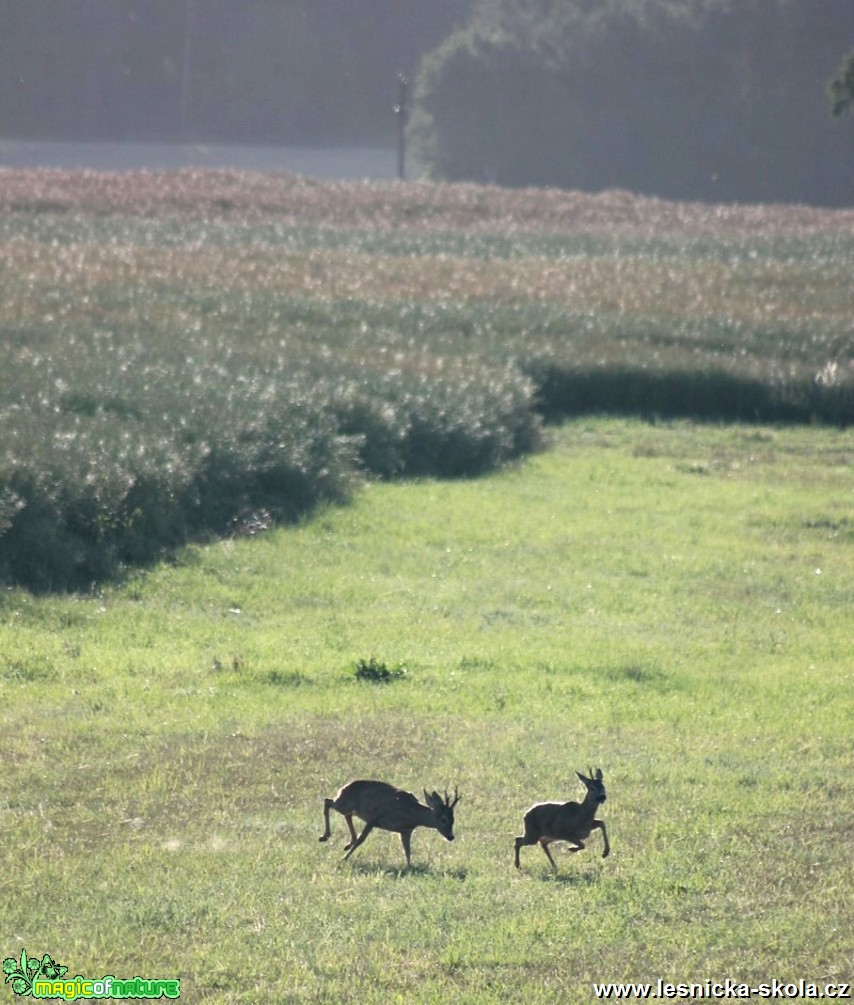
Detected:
left=349, top=861, right=469, bottom=881
left=520, top=866, right=604, bottom=886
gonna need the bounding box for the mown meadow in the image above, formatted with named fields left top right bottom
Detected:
left=1, top=420, right=851, bottom=1001
left=0, top=171, right=852, bottom=1001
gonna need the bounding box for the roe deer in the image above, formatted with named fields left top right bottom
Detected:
left=514, top=767, right=610, bottom=871
left=319, top=779, right=461, bottom=866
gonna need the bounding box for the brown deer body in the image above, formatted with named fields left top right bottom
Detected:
left=319, top=779, right=460, bottom=866
left=514, top=767, right=610, bottom=871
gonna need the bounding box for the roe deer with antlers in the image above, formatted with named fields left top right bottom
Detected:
left=514, top=767, right=610, bottom=871
left=319, top=779, right=461, bottom=866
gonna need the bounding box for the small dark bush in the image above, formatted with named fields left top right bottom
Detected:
left=354, top=657, right=408, bottom=684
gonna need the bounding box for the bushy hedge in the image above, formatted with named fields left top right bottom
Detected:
left=11, top=330, right=850, bottom=591
left=332, top=365, right=540, bottom=478
left=523, top=358, right=853, bottom=427
left=0, top=359, right=541, bottom=591
left=0, top=387, right=350, bottom=591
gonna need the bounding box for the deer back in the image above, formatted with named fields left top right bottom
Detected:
left=524, top=798, right=595, bottom=841
left=524, top=768, right=606, bottom=842
left=334, top=780, right=458, bottom=836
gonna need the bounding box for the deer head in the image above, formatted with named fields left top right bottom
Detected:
left=576, top=767, right=607, bottom=804
left=423, top=787, right=461, bottom=841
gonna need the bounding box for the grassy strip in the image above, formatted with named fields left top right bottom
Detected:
left=1, top=420, right=851, bottom=1001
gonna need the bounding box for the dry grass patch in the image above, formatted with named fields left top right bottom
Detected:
left=3, top=168, right=854, bottom=238
left=4, top=235, right=850, bottom=329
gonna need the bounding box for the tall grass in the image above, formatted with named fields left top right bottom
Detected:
left=1, top=169, right=852, bottom=589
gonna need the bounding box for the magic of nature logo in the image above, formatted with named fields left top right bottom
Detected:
left=3, top=949, right=180, bottom=1000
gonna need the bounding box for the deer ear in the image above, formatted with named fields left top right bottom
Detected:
left=595, top=767, right=603, bottom=780
left=424, top=790, right=441, bottom=808
left=576, top=770, right=587, bottom=784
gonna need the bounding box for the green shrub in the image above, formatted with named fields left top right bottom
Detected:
left=354, top=656, right=408, bottom=683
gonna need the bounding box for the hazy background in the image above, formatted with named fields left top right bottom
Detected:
left=0, top=0, right=851, bottom=204
left=0, top=1, right=469, bottom=144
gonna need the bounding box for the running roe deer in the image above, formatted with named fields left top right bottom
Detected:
left=514, top=767, right=610, bottom=871
left=319, top=779, right=461, bottom=866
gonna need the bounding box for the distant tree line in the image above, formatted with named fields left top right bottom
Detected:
left=409, top=0, right=854, bottom=205
left=0, top=0, right=470, bottom=145
left=2, top=0, right=851, bottom=205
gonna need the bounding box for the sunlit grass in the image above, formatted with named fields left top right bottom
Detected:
left=1, top=420, right=851, bottom=1001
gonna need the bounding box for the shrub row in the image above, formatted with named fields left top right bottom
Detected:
left=523, top=358, right=853, bottom=427
left=2, top=305, right=850, bottom=592
left=9, top=333, right=849, bottom=592
left=0, top=360, right=541, bottom=591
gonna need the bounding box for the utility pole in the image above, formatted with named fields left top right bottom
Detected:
left=180, top=0, right=194, bottom=139
left=394, top=72, right=409, bottom=180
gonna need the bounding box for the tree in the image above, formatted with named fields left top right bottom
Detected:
left=829, top=51, right=854, bottom=117
left=409, top=0, right=854, bottom=206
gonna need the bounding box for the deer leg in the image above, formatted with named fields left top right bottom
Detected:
left=539, top=838, right=558, bottom=871
left=592, top=819, right=610, bottom=858
left=514, top=833, right=538, bottom=868
left=342, top=820, right=375, bottom=860
left=567, top=840, right=585, bottom=853
left=400, top=829, right=413, bottom=866
left=342, top=813, right=359, bottom=850
left=319, top=797, right=335, bottom=842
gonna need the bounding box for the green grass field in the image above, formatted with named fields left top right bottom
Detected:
left=2, top=418, right=851, bottom=1002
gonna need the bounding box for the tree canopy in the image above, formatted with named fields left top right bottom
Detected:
left=409, top=0, right=854, bottom=205
left=829, top=51, right=854, bottom=117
